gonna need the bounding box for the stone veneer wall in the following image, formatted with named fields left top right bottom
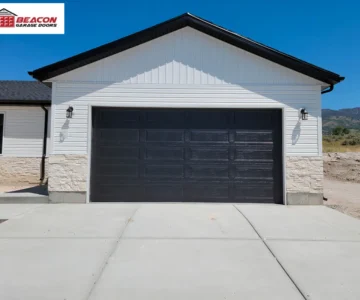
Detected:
left=48, top=155, right=88, bottom=203
left=48, top=155, right=88, bottom=192
left=286, top=156, right=323, bottom=204
left=0, top=157, right=47, bottom=184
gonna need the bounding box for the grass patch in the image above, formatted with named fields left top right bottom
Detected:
left=323, top=141, right=360, bottom=152
left=323, top=129, right=360, bottom=152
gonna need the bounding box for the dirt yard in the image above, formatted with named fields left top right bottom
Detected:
left=323, top=152, right=360, bottom=183
left=324, top=178, right=360, bottom=219
left=323, top=152, right=360, bottom=219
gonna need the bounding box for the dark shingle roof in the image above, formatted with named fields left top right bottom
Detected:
left=0, top=80, right=51, bottom=105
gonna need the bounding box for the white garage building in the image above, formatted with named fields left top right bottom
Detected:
left=29, top=13, right=344, bottom=204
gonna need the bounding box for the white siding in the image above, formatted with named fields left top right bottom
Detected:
left=0, top=106, right=47, bottom=157
left=51, top=27, right=324, bottom=86
left=50, top=26, right=324, bottom=157
left=52, top=83, right=321, bottom=156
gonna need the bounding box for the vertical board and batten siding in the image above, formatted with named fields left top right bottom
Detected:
left=50, top=27, right=324, bottom=157
left=0, top=106, right=50, bottom=156
left=52, top=27, right=323, bottom=86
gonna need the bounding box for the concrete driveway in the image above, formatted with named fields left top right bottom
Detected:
left=0, top=204, right=360, bottom=300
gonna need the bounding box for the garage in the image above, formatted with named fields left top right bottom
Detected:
left=28, top=13, right=344, bottom=204
left=90, top=107, right=283, bottom=203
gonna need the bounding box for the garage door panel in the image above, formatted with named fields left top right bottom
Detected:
left=91, top=183, right=143, bottom=200
left=184, top=183, right=230, bottom=199
left=190, top=130, right=229, bottom=143
left=234, top=144, right=274, bottom=161
left=188, top=164, right=229, bottom=179
left=96, top=146, right=141, bottom=160
left=144, top=183, right=184, bottom=198
left=234, top=111, right=274, bottom=129
left=188, top=111, right=231, bottom=129
left=235, top=130, right=273, bottom=142
left=96, top=109, right=140, bottom=128
left=188, top=147, right=230, bottom=161
left=94, top=164, right=139, bottom=177
left=234, top=183, right=274, bottom=201
left=234, top=162, right=274, bottom=179
left=145, top=165, right=184, bottom=178
left=145, top=147, right=185, bottom=160
left=96, top=129, right=140, bottom=144
left=145, top=111, right=186, bottom=128
left=90, top=108, right=283, bottom=203
left=146, top=130, right=184, bottom=142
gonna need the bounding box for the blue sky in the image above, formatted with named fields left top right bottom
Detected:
left=0, top=0, right=357, bottom=109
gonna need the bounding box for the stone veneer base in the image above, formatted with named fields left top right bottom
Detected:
left=0, top=156, right=47, bottom=184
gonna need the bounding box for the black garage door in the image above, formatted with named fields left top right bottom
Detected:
left=90, top=108, right=283, bottom=203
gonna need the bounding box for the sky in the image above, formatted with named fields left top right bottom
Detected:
left=0, top=0, right=358, bottom=109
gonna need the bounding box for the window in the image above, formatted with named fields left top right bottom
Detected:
left=0, top=114, right=3, bottom=154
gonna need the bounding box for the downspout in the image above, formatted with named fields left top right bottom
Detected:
left=321, top=84, right=333, bottom=201
left=321, top=84, right=334, bottom=94
left=40, top=106, right=48, bottom=182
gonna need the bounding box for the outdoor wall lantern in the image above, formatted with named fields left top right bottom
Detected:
left=300, top=108, right=308, bottom=120
left=66, top=106, right=74, bottom=118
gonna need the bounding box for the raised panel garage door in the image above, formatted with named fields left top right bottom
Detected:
left=90, top=108, right=283, bottom=203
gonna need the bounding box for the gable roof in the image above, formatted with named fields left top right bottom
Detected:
left=28, top=13, right=344, bottom=85
left=0, top=81, right=51, bottom=105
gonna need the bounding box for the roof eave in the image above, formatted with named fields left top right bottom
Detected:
left=0, top=100, right=51, bottom=106
left=28, top=13, right=345, bottom=85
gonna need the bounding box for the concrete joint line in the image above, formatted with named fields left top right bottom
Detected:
left=233, top=205, right=308, bottom=300
left=84, top=206, right=140, bottom=300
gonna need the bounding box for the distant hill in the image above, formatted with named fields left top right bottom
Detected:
left=322, top=107, right=360, bottom=134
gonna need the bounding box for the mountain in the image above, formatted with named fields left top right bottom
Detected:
left=322, top=107, right=360, bottom=134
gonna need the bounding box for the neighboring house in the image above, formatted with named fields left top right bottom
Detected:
left=0, top=81, right=51, bottom=184
left=28, top=13, right=344, bottom=204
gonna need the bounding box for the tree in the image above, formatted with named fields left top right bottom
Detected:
left=332, top=126, right=344, bottom=135
left=343, top=128, right=350, bottom=134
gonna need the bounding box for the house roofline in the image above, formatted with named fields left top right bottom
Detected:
left=28, top=12, right=345, bottom=85
left=0, top=100, right=51, bottom=106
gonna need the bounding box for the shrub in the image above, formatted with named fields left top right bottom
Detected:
left=332, top=126, right=350, bottom=136
left=342, top=140, right=348, bottom=145
left=332, top=126, right=344, bottom=135
left=349, top=140, right=357, bottom=146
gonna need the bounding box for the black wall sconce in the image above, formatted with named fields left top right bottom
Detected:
left=300, top=108, right=308, bottom=120
left=66, top=106, right=74, bottom=118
